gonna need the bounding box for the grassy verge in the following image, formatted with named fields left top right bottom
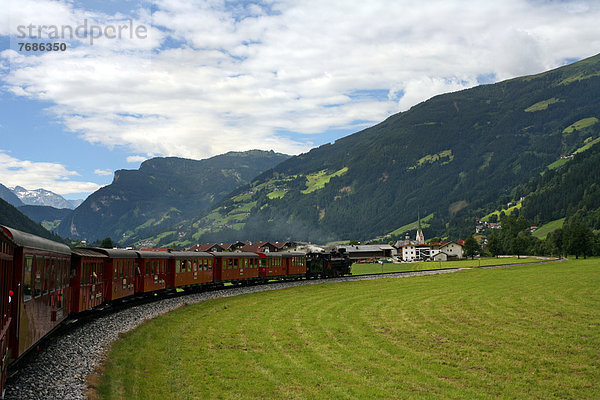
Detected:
left=351, top=256, right=544, bottom=275
left=96, top=259, right=599, bottom=399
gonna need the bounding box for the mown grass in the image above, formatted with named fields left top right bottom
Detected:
left=301, top=167, right=348, bottom=194
left=97, top=259, right=600, bottom=399
left=351, top=256, right=544, bottom=275
left=563, top=117, right=599, bottom=134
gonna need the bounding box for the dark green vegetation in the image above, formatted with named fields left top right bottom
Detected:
left=518, top=142, right=600, bottom=229
left=168, top=53, right=600, bottom=245
left=97, top=259, right=600, bottom=399
left=0, top=198, right=65, bottom=242
left=56, top=150, right=289, bottom=246
left=485, top=211, right=600, bottom=260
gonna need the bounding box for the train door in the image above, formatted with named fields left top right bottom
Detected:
left=0, top=237, right=14, bottom=398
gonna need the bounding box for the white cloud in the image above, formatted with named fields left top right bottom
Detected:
left=94, top=168, right=113, bottom=176
left=126, top=155, right=147, bottom=163
left=0, top=151, right=102, bottom=194
left=2, top=0, right=600, bottom=160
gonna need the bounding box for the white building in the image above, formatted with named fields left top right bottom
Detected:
left=399, top=241, right=464, bottom=262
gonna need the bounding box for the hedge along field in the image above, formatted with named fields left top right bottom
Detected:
left=96, top=260, right=600, bottom=399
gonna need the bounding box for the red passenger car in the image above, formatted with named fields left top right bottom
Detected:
left=283, top=252, right=307, bottom=277
left=0, top=228, right=15, bottom=398
left=257, top=252, right=286, bottom=279
left=70, top=249, right=106, bottom=313
left=86, top=249, right=137, bottom=301
left=212, top=252, right=259, bottom=283
left=1, top=226, right=71, bottom=360
left=167, top=252, right=214, bottom=288
left=136, top=251, right=169, bottom=293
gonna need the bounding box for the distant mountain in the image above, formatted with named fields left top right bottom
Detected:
left=18, top=205, right=73, bottom=233
left=0, top=183, right=24, bottom=207
left=12, top=186, right=81, bottom=209
left=56, top=150, right=290, bottom=244
left=69, top=199, right=84, bottom=208
left=0, top=198, right=65, bottom=242
left=168, top=53, right=600, bottom=245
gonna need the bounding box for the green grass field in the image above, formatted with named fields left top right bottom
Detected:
left=532, top=218, right=565, bottom=240
left=350, top=257, right=543, bottom=275
left=96, top=259, right=599, bottom=399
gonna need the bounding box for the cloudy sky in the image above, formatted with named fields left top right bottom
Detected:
left=1, top=0, right=599, bottom=199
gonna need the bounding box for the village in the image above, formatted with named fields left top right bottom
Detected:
left=185, top=222, right=466, bottom=264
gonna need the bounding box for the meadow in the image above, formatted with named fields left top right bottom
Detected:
left=96, top=259, right=599, bottom=399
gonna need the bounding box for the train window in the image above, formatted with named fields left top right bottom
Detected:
left=43, top=258, right=49, bottom=296
left=118, top=261, right=123, bottom=278
left=57, top=259, right=63, bottom=289
left=114, top=262, right=118, bottom=280
left=23, top=256, right=33, bottom=302
left=226, top=258, right=232, bottom=269
left=208, top=259, right=213, bottom=269
left=176, top=260, right=181, bottom=273
left=233, top=259, right=239, bottom=269
left=49, top=259, right=56, bottom=294
left=35, top=257, right=42, bottom=298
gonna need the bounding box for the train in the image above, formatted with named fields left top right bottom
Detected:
left=0, top=224, right=352, bottom=398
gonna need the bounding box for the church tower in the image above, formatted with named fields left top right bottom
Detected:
left=415, top=210, right=425, bottom=244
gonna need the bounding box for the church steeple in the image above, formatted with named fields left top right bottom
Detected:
left=416, top=208, right=425, bottom=244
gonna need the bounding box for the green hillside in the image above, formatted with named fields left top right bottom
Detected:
left=519, top=142, right=600, bottom=229
left=164, top=53, right=600, bottom=245
left=57, top=150, right=289, bottom=244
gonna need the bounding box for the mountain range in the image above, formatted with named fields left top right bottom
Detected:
left=155, top=53, right=600, bottom=247
left=0, top=185, right=83, bottom=209
left=55, top=150, right=290, bottom=244
left=2, top=53, right=600, bottom=247
left=11, top=186, right=83, bottom=209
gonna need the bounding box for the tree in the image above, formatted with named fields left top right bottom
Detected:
left=564, top=221, right=594, bottom=259
left=510, top=232, right=529, bottom=259
left=547, top=228, right=565, bottom=258
left=487, top=233, right=503, bottom=257
left=100, top=237, right=114, bottom=249
left=464, top=235, right=480, bottom=259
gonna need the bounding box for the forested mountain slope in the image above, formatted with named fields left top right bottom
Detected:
left=169, top=53, right=600, bottom=245
left=57, top=150, right=289, bottom=243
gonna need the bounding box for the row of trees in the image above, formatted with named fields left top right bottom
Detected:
left=481, top=214, right=599, bottom=259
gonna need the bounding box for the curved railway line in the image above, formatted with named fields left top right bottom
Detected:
left=5, top=258, right=562, bottom=400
